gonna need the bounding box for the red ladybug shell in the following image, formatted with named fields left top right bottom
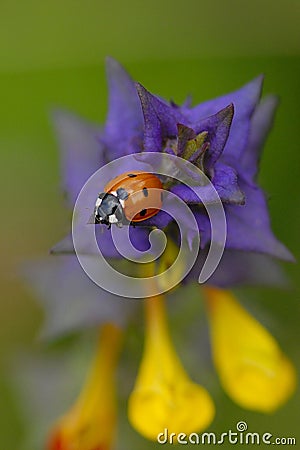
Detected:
left=104, top=171, right=163, bottom=222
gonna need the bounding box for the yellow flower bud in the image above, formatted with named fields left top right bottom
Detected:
left=128, top=295, right=215, bottom=441
left=48, top=323, right=122, bottom=450
left=204, top=287, right=296, bottom=412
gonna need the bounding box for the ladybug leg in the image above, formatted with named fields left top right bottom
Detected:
left=115, top=204, right=125, bottom=226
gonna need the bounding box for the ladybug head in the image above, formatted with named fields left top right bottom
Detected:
left=94, top=191, right=125, bottom=227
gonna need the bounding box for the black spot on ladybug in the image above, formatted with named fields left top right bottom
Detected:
left=143, top=187, right=149, bottom=197
left=140, top=209, right=147, bottom=217
left=127, top=173, right=137, bottom=178
left=116, top=188, right=129, bottom=200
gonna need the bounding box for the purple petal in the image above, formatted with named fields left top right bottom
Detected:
left=225, top=181, right=294, bottom=261
left=136, top=82, right=185, bottom=152
left=191, top=208, right=212, bottom=250
left=170, top=183, right=219, bottom=205
left=170, top=161, right=244, bottom=205
left=136, top=197, right=200, bottom=251
left=212, top=162, right=245, bottom=204
left=185, top=248, right=289, bottom=288
left=137, top=210, right=173, bottom=229
left=50, top=234, right=74, bottom=254
left=194, top=104, right=234, bottom=168
left=23, top=256, right=138, bottom=338
left=186, top=181, right=294, bottom=261
left=189, top=76, right=263, bottom=120
left=51, top=229, right=121, bottom=258
left=104, top=57, right=143, bottom=144
left=187, top=76, right=264, bottom=161
left=52, top=110, right=104, bottom=206
left=241, top=95, right=279, bottom=180
left=170, top=184, right=198, bottom=203
left=51, top=225, right=152, bottom=259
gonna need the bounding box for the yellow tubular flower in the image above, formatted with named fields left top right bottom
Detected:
left=48, top=323, right=122, bottom=450
left=156, top=237, right=184, bottom=293
left=128, top=294, right=215, bottom=441
left=203, top=287, right=296, bottom=413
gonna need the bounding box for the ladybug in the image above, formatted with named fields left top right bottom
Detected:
left=94, top=171, right=163, bottom=227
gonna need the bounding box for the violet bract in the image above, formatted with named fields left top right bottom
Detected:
left=53, top=58, right=293, bottom=263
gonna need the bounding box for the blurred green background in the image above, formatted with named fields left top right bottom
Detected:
left=0, top=1, right=300, bottom=449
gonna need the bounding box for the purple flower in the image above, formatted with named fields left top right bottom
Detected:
left=28, top=56, right=293, bottom=335
left=24, top=256, right=138, bottom=338
left=53, top=57, right=292, bottom=262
